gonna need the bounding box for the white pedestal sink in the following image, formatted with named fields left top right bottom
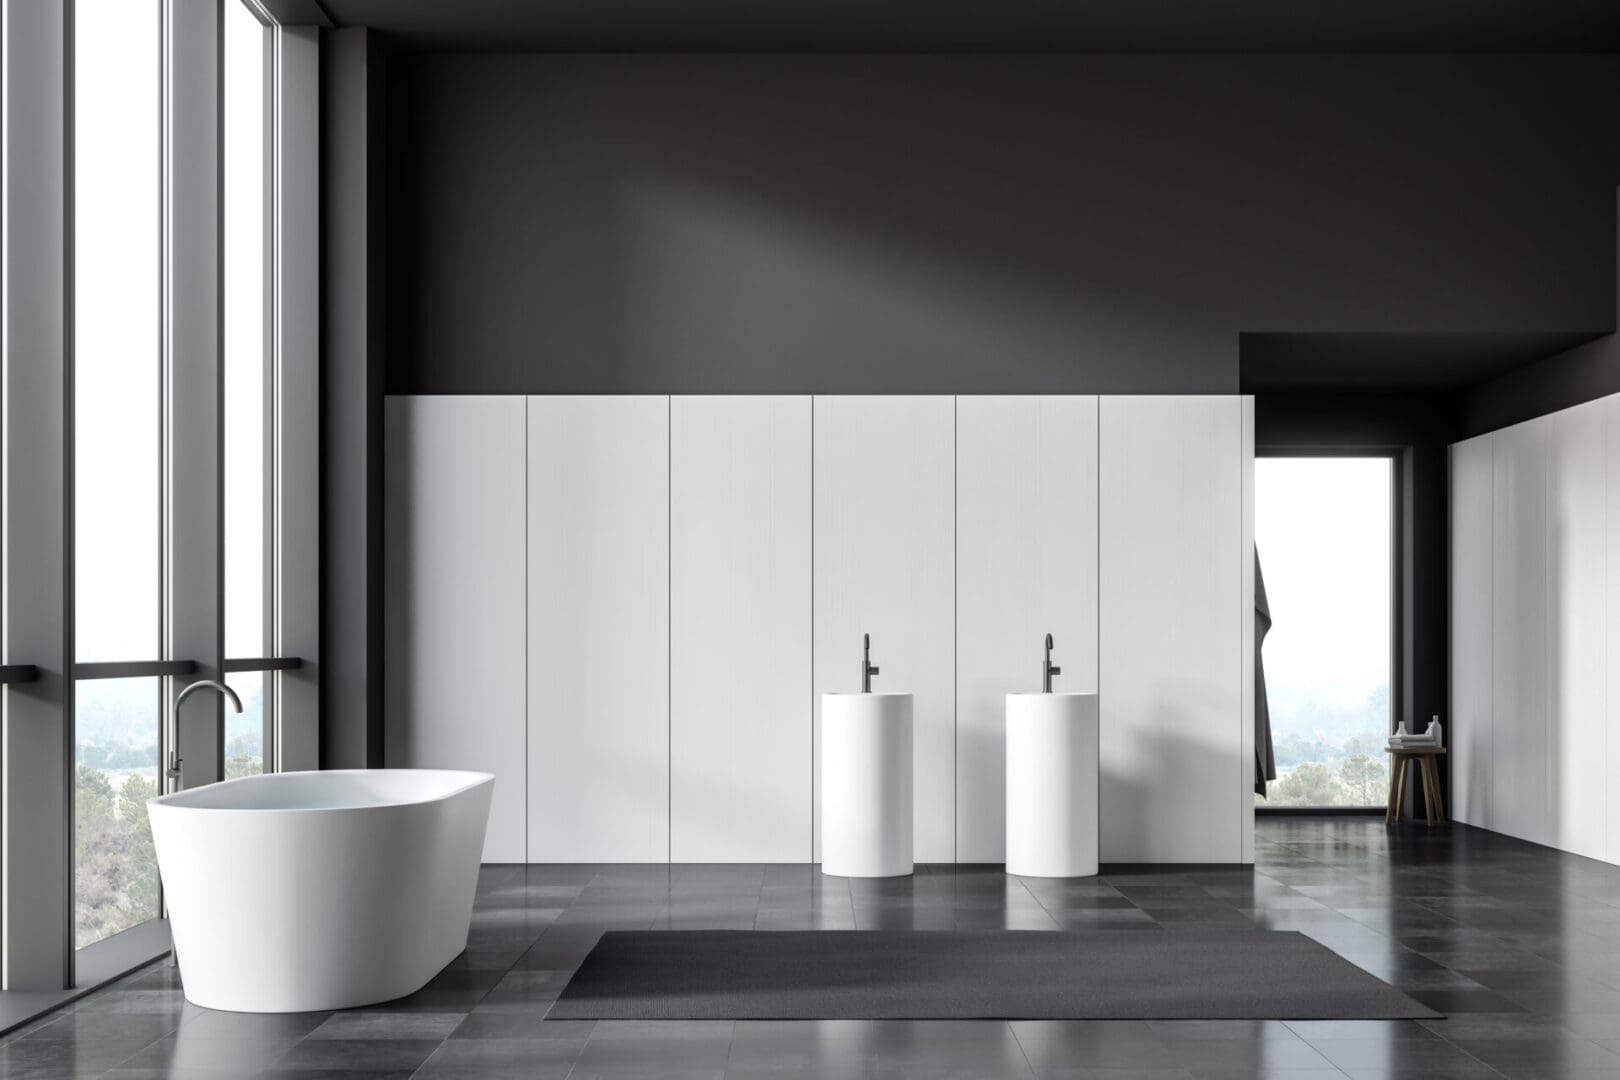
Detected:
left=1005, top=692, right=1099, bottom=878
left=821, top=692, right=913, bottom=877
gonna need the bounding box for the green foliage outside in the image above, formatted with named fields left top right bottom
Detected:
left=75, top=745, right=262, bottom=949
left=1263, top=753, right=1388, bottom=808
left=74, top=766, right=159, bottom=948
left=225, top=751, right=261, bottom=780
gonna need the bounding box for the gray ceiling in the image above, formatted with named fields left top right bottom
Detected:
left=318, top=0, right=1620, bottom=52
left=1239, top=332, right=1603, bottom=394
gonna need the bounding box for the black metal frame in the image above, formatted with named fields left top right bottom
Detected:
left=222, top=656, right=302, bottom=673
left=73, top=660, right=197, bottom=680
left=1262, top=806, right=1385, bottom=817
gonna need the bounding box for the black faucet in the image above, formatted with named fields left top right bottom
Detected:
left=1043, top=633, right=1061, bottom=693
left=861, top=633, right=880, bottom=693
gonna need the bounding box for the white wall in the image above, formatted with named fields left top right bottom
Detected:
left=1607, top=404, right=1620, bottom=866
left=1491, top=417, right=1550, bottom=846
left=527, top=396, right=671, bottom=862
left=1546, top=400, right=1607, bottom=860
left=1099, top=396, right=1251, bottom=864
left=812, top=396, right=956, bottom=863
left=670, top=396, right=812, bottom=862
left=955, top=396, right=1099, bottom=864
left=1450, top=393, right=1620, bottom=864
left=383, top=396, right=528, bottom=862
left=1449, top=434, right=1493, bottom=831
left=386, top=393, right=1253, bottom=865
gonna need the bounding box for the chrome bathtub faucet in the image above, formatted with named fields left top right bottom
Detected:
left=1043, top=633, right=1061, bottom=693
left=168, top=678, right=244, bottom=788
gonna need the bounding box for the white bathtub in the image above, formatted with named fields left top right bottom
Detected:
left=148, top=768, right=493, bottom=1013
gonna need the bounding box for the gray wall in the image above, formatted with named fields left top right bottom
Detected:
left=1462, top=191, right=1620, bottom=437
left=321, top=27, right=387, bottom=769
left=387, top=53, right=1620, bottom=395
left=359, top=50, right=1620, bottom=813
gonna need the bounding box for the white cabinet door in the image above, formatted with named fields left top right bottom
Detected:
left=1546, top=400, right=1607, bottom=860
left=527, top=396, right=670, bottom=862
left=1449, top=433, right=1494, bottom=831
left=670, top=396, right=812, bottom=862
left=1492, top=417, right=1550, bottom=847
left=955, top=396, right=1099, bottom=864
left=383, top=395, right=528, bottom=863
left=1098, top=396, right=1245, bottom=864
left=812, top=396, right=956, bottom=863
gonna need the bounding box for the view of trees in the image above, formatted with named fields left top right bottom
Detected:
left=75, top=765, right=159, bottom=948
left=1255, top=457, right=1393, bottom=809
left=1259, top=685, right=1391, bottom=807
left=75, top=682, right=263, bottom=948
left=1265, top=752, right=1388, bottom=807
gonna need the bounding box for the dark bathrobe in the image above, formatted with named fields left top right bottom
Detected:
left=1255, top=550, right=1277, bottom=796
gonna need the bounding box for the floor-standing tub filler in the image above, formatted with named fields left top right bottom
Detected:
left=149, top=769, right=494, bottom=1012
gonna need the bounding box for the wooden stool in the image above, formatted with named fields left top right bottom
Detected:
left=1385, top=746, right=1447, bottom=826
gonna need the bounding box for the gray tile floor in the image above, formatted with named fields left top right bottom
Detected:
left=8, top=818, right=1620, bottom=1079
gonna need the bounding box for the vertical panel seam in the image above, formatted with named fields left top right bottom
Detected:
left=523, top=398, right=529, bottom=864
left=809, top=396, right=815, bottom=866
left=667, top=394, right=672, bottom=866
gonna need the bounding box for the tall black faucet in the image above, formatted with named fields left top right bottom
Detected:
left=1043, top=633, right=1061, bottom=693
left=861, top=633, right=880, bottom=693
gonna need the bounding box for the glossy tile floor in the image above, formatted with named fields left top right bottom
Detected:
left=8, top=818, right=1620, bottom=1079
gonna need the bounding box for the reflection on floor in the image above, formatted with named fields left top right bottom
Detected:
left=6, top=818, right=1620, bottom=1079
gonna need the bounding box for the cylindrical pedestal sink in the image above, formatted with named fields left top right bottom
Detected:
left=821, top=692, right=913, bottom=877
left=1005, top=692, right=1099, bottom=877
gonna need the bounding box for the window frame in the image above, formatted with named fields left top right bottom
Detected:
left=0, top=0, right=319, bottom=1014
left=1252, top=447, right=1401, bottom=816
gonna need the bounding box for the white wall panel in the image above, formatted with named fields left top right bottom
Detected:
left=1545, top=400, right=1607, bottom=860
left=1491, top=417, right=1550, bottom=847
left=1099, top=396, right=1245, bottom=864
left=527, top=396, right=670, bottom=862
left=1606, top=396, right=1620, bottom=866
left=1448, top=433, right=1494, bottom=831
left=955, top=396, right=1098, bottom=864
left=670, top=396, right=812, bottom=862
left=1239, top=396, right=1256, bottom=865
left=383, top=396, right=528, bottom=863
left=813, top=396, right=956, bottom=863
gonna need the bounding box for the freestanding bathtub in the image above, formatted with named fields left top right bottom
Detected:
left=148, top=768, right=493, bottom=1012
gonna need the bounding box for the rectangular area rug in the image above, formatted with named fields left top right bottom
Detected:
left=550, top=930, right=1439, bottom=1020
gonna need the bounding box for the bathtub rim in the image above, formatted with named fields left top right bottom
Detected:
left=147, top=767, right=494, bottom=814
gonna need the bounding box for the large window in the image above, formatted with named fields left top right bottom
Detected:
left=3, top=0, right=315, bottom=997
left=1255, top=456, right=1394, bottom=809
left=224, top=0, right=270, bottom=777
left=65, top=0, right=299, bottom=955
left=73, top=0, right=162, bottom=949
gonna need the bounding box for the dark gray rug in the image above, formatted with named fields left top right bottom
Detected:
left=550, top=930, right=1439, bottom=1020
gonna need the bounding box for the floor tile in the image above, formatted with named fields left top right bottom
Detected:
left=10, top=820, right=1620, bottom=1080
